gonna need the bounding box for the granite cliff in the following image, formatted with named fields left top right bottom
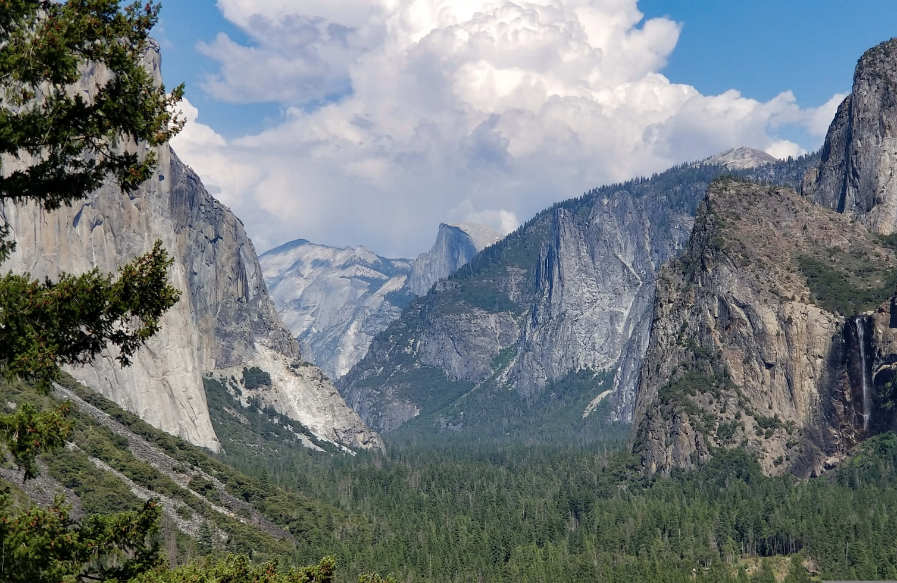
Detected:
left=0, top=43, right=381, bottom=452
left=631, top=38, right=897, bottom=477
left=338, top=155, right=815, bottom=438
left=260, top=222, right=501, bottom=381
left=804, top=38, right=897, bottom=232
left=409, top=222, right=503, bottom=296
left=630, top=179, right=897, bottom=477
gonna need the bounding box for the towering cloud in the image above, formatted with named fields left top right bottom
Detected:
left=173, top=0, right=844, bottom=256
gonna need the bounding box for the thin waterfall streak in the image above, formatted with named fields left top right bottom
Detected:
left=856, top=315, right=871, bottom=431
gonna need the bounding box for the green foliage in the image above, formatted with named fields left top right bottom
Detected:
left=357, top=574, right=398, bottom=583
left=836, top=432, right=897, bottom=488
left=797, top=249, right=897, bottom=315
left=0, top=0, right=185, bottom=488
left=189, top=476, right=223, bottom=506
left=383, top=288, right=416, bottom=309
left=0, top=494, right=163, bottom=583
left=449, top=281, right=519, bottom=313
left=132, top=555, right=342, bottom=583
left=43, top=446, right=144, bottom=515
left=242, top=366, right=272, bottom=390
left=0, top=0, right=185, bottom=215
left=59, top=377, right=345, bottom=562
left=203, top=375, right=337, bottom=454
left=0, top=401, right=72, bottom=479
left=658, top=369, right=728, bottom=405
left=196, top=520, right=213, bottom=557
left=0, top=240, right=180, bottom=390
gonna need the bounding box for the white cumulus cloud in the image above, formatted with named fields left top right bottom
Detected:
left=173, top=0, right=845, bottom=256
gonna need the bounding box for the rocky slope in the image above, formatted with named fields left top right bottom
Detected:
left=630, top=179, right=897, bottom=477
left=260, top=222, right=501, bottom=380
left=409, top=222, right=503, bottom=295
left=338, top=155, right=816, bottom=438
left=0, top=43, right=380, bottom=452
left=0, top=375, right=354, bottom=563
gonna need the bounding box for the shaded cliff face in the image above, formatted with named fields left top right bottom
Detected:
left=807, top=38, right=897, bottom=232
left=409, top=222, right=503, bottom=296
left=338, top=157, right=816, bottom=438
left=631, top=179, right=897, bottom=477
left=338, top=193, right=683, bottom=436
left=167, top=155, right=382, bottom=451
left=0, top=45, right=381, bottom=452
left=260, top=241, right=413, bottom=380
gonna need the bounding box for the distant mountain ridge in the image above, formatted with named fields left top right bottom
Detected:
left=701, top=147, right=778, bottom=170
left=336, top=148, right=817, bottom=439
left=261, top=222, right=503, bottom=379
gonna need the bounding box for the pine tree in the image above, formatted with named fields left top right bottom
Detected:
left=196, top=520, right=213, bottom=557
left=0, top=1, right=184, bottom=581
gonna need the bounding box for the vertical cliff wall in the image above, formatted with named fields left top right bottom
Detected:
left=807, top=38, right=897, bottom=232
left=631, top=180, right=897, bottom=477
left=409, top=223, right=503, bottom=296
left=0, top=43, right=381, bottom=452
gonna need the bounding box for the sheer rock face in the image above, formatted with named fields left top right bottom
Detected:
left=409, top=223, right=502, bottom=296
left=260, top=222, right=501, bottom=382
left=808, top=38, right=897, bottom=232
left=630, top=181, right=897, bottom=477
left=168, top=157, right=382, bottom=451
left=260, top=240, right=413, bottom=380
left=0, top=44, right=382, bottom=452
left=338, top=155, right=816, bottom=437
left=512, top=197, right=691, bottom=419
left=0, top=145, right=221, bottom=451
left=338, top=188, right=698, bottom=435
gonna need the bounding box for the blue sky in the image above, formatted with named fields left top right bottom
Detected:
left=158, top=0, right=897, bottom=256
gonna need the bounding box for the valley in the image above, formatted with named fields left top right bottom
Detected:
left=2, top=3, right=897, bottom=581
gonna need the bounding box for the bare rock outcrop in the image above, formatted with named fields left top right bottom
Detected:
left=0, top=43, right=381, bottom=452
left=807, top=38, right=897, bottom=232
left=409, top=223, right=502, bottom=295
left=631, top=180, right=897, bottom=477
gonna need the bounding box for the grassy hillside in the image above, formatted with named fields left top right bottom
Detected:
left=0, top=374, right=363, bottom=569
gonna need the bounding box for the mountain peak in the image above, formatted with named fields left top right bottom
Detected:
left=450, top=222, right=504, bottom=251
left=703, top=147, right=777, bottom=170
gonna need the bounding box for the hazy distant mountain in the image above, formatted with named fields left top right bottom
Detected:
left=261, top=223, right=503, bottom=379
left=700, top=147, right=778, bottom=170
left=410, top=222, right=503, bottom=295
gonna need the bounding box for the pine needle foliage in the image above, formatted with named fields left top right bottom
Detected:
left=0, top=1, right=184, bottom=581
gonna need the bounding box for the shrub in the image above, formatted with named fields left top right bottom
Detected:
left=242, top=367, right=272, bottom=390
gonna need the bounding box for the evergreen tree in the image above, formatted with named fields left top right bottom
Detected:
left=0, top=1, right=184, bottom=581
left=196, top=520, right=213, bottom=557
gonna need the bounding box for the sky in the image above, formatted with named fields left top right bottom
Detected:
left=155, top=0, right=897, bottom=258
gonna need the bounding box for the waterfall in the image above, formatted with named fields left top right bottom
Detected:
left=856, top=315, right=871, bottom=431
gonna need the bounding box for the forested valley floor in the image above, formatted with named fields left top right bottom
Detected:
left=5, top=374, right=897, bottom=582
